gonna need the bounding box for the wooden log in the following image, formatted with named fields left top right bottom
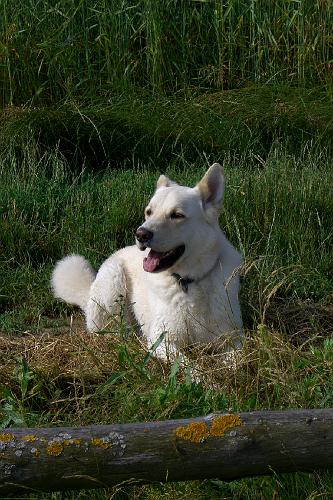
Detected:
left=1, top=409, right=333, bottom=495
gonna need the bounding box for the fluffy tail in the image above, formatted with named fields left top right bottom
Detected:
left=51, top=254, right=96, bottom=310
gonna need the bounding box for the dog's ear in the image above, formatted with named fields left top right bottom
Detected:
left=195, top=163, right=224, bottom=212
left=156, top=174, right=178, bottom=189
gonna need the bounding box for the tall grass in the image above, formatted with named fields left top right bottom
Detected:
left=1, top=87, right=332, bottom=172
left=1, top=0, right=331, bottom=106
left=1, top=2, right=332, bottom=498
left=0, top=142, right=332, bottom=333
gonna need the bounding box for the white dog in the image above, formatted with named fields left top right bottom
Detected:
left=51, top=164, right=243, bottom=360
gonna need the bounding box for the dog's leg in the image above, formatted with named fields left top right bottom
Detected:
left=152, top=340, right=179, bottom=362
left=146, top=328, right=180, bottom=362
left=85, top=257, right=127, bottom=332
left=148, top=334, right=205, bottom=384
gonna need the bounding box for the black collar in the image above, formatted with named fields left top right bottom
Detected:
left=171, top=273, right=194, bottom=293
left=171, top=258, right=220, bottom=293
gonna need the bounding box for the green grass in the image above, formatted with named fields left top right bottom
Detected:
left=1, top=141, right=332, bottom=333
left=1, top=0, right=332, bottom=106
left=1, top=86, right=332, bottom=172
left=20, top=471, right=333, bottom=500
left=1, top=1, right=333, bottom=496
left=1, top=141, right=332, bottom=498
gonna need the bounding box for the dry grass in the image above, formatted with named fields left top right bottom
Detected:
left=1, top=317, right=332, bottom=498
left=266, top=301, right=333, bottom=346
left=1, top=313, right=332, bottom=429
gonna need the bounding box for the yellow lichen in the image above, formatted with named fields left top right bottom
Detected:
left=210, top=414, right=243, bottom=437
left=22, top=434, right=37, bottom=442
left=175, top=415, right=243, bottom=444
left=0, top=433, right=15, bottom=442
left=91, top=437, right=112, bottom=449
left=46, top=441, right=64, bottom=456
left=175, top=422, right=210, bottom=443
left=57, top=438, right=82, bottom=447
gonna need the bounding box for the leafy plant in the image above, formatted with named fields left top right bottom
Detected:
left=0, top=357, right=43, bottom=427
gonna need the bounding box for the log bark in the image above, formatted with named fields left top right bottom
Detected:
left=1, top=409, right=333, bottom=495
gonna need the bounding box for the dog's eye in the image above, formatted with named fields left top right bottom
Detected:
left=170, top=211, right=185, bottom=220
left=145, top=208, right=152, bottom=217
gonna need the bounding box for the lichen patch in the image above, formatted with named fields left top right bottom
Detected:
left=175, top=422, right=210, bottom=443
left=91, top=437, right=112, bottom=449
left=58, top=432, right=72, bottom=440
left=0, top=433, right=15, bottom=442
left=46, top=441, right=64, bottom=456
left=22, top=434, right=37, bottom=442
left=175, top=414, right=243, bottom=443
left=210, top=415, right=243, bottom=437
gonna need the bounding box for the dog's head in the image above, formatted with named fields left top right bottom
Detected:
left=135, top=163, right=225, bottom=276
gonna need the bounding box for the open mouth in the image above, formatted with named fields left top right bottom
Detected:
left=143, top=245, right=185, bottom=273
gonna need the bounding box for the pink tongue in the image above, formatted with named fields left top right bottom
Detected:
left=143, top=250, right=164, bottom=272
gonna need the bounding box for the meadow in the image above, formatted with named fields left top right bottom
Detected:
left=0, top=0, right=333, bottom=498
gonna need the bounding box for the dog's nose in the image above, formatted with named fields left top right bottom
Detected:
left=135, top=227, right=153, bottom=243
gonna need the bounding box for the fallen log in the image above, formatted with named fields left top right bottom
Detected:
left=1, top=408, right=333, bottom=495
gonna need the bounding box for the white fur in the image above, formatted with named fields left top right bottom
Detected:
left=51, top=254, right=95, bottom=310
left=51, top=164, right=243, bottom=360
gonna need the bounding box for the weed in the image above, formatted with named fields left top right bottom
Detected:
left=0, top=357, right=45, bottom=427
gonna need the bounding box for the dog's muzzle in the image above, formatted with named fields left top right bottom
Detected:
left=135, top=226, right=153, bottom=250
